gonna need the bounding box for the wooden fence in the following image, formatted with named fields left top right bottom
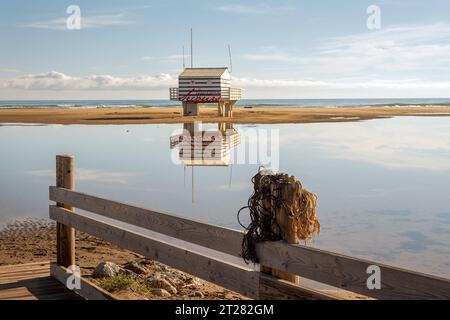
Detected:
left=49, top=155, right=450, bottom=300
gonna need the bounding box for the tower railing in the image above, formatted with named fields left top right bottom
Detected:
left=170, top=88, right=179, bottom=100
left=169, top=87, right=241, bottom=101
left=229, top=88, right=241, bottom=101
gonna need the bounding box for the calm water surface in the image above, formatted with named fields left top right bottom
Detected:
left=0, top=117, right=449, bottom=277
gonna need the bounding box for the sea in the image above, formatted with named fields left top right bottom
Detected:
left=0, top=98, right=450, bottom=108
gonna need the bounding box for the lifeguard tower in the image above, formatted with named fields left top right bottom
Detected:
left=170, top=68, right=241, bottom=117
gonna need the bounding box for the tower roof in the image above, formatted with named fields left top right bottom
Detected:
left=180, top=68, right=229, bottom=78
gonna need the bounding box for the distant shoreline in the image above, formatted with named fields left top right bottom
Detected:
left=1, top=105, right=450, bottom=125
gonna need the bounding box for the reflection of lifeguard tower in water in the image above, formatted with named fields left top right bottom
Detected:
left=170, top=122, right=241, bottom=203
left=170, top=68, right=241, bottom=117
left=170, top=122, right=241, bottom=166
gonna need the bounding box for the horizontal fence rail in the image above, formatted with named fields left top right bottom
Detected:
left=50, top=205, right=259, bottom=299
left=256, top=241, right=450, bottom=300
left=49, top=186, right=450, bottom=300
left=50, top=187, right=244, bottom=258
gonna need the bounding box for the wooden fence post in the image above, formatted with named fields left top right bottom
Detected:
left=261, top=180, right=300, bottom=285
left=56, top=155, right=76, bottom=267
left=271, top=180, right=300, bottom=284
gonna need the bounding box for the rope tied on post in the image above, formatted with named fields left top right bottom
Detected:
left=238, top=168, right=320, bottom=264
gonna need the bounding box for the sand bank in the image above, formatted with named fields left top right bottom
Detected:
left=1, top=105, right=450, bottom=125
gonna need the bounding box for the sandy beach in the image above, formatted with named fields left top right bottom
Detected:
left=1, top=105, right=450, bottom=125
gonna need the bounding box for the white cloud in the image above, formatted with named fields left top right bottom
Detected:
left=1, top=70, right=450, bottom=96
left=216, top=4, right=293, bottom=14
left=0, top=71, right=176, bottom=91
left=25, top=14, right=135, bottom=30
left=316, top=23, right=450, bottom=74
left=243, top=23, right=450, bottom=77
left=6, top=21, right=450, bottom=98
left=236, top=23, right=450, bottom=97
left=5, top=22, right=450, bottom=97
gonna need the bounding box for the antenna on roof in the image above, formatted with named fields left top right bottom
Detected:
left=190, top=28, right=194, bottom=68
left=182, top=45, right=186, bottom=69
left=228, top=44, right=233, bottom=73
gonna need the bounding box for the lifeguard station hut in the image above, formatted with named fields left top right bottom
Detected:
left=170, top=68, right=241, bottom=117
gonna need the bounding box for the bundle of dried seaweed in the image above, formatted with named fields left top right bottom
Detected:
left=238, top=168, right=320, bottom=264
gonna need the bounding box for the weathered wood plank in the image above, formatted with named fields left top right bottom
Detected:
left=55, top=156, right=76, bottom=268
left=0, top=268, right=50, bottom=277
left=0, top=262, right=83, bottom=300
left=257, top=241, right=450, bottom=300
left=49, top=205, right=259, bottom=299
left=0, top=273, right=50, bottom=284
left=0, top=261, right=50, bottom=268
left=259, top=273, right=338, bottom=300
left=0, top=278, right=64, bottom=291
left=49, top=187, right=244, bottom=257
left=0, top=267, right=50, bottom=284
left=50, top=263, right=116, bottom=300
left=0, top=291, right=35, bottom=300
left=0, top=285, right=75, bottom=299
left=1, top=292, right=82, bottom=301
left=0, top=267, right=49, bottom=274
left=0, top=261, right=50, bottom=273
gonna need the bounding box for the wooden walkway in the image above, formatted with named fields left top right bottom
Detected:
left=0, top=261, right=83, bottom=300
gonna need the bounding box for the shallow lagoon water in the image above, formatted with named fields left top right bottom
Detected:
left=0, top=117, right=449, bottom=278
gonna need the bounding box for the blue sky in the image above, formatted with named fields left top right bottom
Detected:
left=1, top=0, right=450, bottom=99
